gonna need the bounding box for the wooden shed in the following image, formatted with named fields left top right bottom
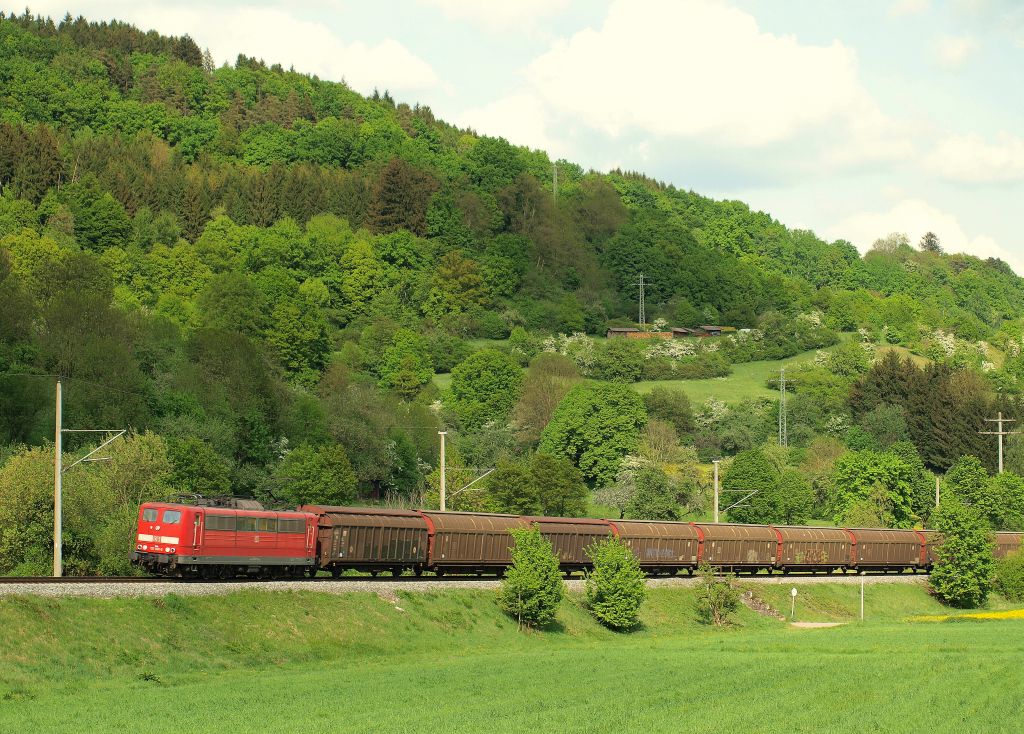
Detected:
left=606, top=327, right=640, bottom=338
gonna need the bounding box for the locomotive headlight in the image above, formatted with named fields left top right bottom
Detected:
left=169, top=548, right=176, bottom=554
left=141, top=544, right=148, bottom=550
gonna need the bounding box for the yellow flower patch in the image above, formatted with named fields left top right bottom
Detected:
left=911, top=608, right=1024, bottom=622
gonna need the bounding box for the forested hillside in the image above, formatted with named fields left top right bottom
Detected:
left=2, top=11, right=1023, bottom=574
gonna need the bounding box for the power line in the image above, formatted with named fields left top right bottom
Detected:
left=637, top=272, right=645, bottom=327
left=979, top=412, right=1020, bottom=474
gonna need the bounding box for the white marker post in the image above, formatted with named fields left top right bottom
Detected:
left=790, top=587, right=797, bottom=620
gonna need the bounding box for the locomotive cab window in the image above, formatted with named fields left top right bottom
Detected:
left=142, top=509, right=158, bottom=522
left=162, top=510, right=182, bottom=524
left=279, top=519, right=304, bottom=533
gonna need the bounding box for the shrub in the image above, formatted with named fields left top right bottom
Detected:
left=498, top=527, right=564, bottom=629
left=640, top=353, right=731, bottom=380
left=694, top=563, right=740, bottom=626
left=624, top=464, right=682, bottom=521
left=448, top=349, right=523, bottom=429
left=930, top=498, right=994, bottom=608
left=584, top=537, right=647, bottom=630
left=993, top=545, right=1024, bottom=602
left=642, top=388, right=693, bottom=435
left=589, top=339, right=644, bottom=382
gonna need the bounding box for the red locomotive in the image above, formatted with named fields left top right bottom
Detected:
left=131, top=501, right=316, bottom=579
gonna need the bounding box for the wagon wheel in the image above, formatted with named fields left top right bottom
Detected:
left=392, top=567, right=403, bottom=577
left=331, top=567, right=342, bottom=579
left=414, top=567, right=423, bottom=577
left=434, top=569, right=445, bottom=578
left=370, top=570, right=379, bottom=577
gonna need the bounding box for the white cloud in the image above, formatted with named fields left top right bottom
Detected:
left=458, top=92, right=565, bottom=155
left=890, top=0, right=931, bottom=17
left=924, top=133, right=1024, bottom=183
left=825, top=198, right=1023, bottom=274
left=517, top=0, right=906, bottom=165
left=935, top=34, right=977, bottom=68
left=28, top=1, right=442, bottom=97
left=419, top=0, right=570, bottom=31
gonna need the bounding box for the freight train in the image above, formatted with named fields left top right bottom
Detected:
left=130, top=501, right=1024, bottom=579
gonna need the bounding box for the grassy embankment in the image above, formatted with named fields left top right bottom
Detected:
left=1, top=584, right=1021, bottom=733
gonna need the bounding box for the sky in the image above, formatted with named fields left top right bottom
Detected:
left=24, top=0, right=1024, bottom=273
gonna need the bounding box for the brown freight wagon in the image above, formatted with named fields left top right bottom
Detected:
left=848, top=528, right=922, bottom=572
left=995, top=531, right=1023, bottom=559
left=524, top=516, right=613, bottom=573
left=693, top=523, right=777, bottom=571
left=418, top=511, right=526, bottom=575
left=608, top=520, right=700, bottom=574
left=300, top=506, right=428, bottom=577
left=772, top=526, right=853, bottom=572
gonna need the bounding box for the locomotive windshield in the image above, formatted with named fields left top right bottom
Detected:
left=142, top=509, right=158, bottom=522
left=162, top=510, right=182, bottom=524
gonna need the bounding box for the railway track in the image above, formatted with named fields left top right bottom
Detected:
left=0, top=576, right=169, bottom=584
left=0, top=571, right=929, bottom=585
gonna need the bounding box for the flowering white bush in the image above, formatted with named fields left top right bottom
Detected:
left=542, top=332, right=596, bottom=371
left=824, top=414, right=850, bottom=437
left=931, top=329, right=957, bottom=359
left=652, top=317, right=668, bottom=332
left=646, top=339, right=697, bottom=360
left=797, top=311, right=823, bottom=327
left=694, top=398, right=729, bottom=430
left=982, top=361, right=996, bottom=372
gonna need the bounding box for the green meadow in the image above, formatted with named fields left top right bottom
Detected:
left=1, top=584, right=1021, bottom=733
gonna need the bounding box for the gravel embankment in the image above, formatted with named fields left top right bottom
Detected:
left=0, top=574, right=928, bottom=599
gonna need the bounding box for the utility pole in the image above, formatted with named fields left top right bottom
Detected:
left=438, top=431, right=447, bottom=511
left=979, top=412, right=1019, bottom=474
left=712, top=459, right=720, bottom=523
left=778, top=367, right=788, bottom=447
left=52, top=380, right=126, bottom=577
left=53, top=380, right=62, bottom=577
left=638, top=272, right=646, bottom=328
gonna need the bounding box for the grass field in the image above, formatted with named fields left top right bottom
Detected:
left=1, top=585, right=1021, bottom=733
